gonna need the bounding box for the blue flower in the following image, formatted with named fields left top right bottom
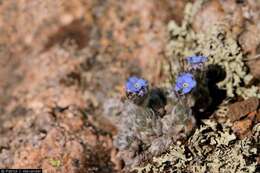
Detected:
left=186, top=55, right=207, bottom=64
left=186, top=55, right=207, bottom=69
left=125, top=76, right=148, bottom=96
left=175, top=73, right=196, bottom=95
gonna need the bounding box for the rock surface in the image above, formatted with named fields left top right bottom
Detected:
left=0, top=0, right=259, bottom=172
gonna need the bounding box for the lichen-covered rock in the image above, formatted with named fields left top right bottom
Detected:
left=166, top=0, right=260, bottom=99
left=135, top=120, right=259, bottom=173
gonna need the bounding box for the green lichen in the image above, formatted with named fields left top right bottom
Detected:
left=196, top=25, right=257, bottom=98
left=166, top=0, right=260, bottom=99
left=134, top=121, right=259, bottom=173
left=49, top=158, right=61, bottom=168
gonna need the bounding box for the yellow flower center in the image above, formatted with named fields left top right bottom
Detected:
left=134, top=83, right=140, bottom=89
left=182, top=83, right=189, bottom=88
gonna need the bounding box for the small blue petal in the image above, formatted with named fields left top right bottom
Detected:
left=175, top=84, right=181, bottom=92
left=182, top=87, right=192, bottom=94
left=186, top=55, right=208, bottom=64
left=190, top=80, right=197, bottom=88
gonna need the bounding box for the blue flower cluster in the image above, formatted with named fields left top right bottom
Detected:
left=124, top=55, right=207, bottom=98
left=118, top=55, right=209, bottom=167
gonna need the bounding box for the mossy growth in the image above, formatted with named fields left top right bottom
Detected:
left=134, top=121, right=259, bottom=173
left=165, top=0, right=260, bottom=99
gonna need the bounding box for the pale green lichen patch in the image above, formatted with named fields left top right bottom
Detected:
left=196, top=25, right=257, bottom=98
left=166, top=1, right=260, bottom=99
left=134, top=121, right=259, bottom=173
left=49, top=158, right=61, bottom=168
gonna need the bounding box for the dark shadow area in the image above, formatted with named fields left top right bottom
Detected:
left=147, top=88, right=167, bottom=117
left=193, top=64, right=227, bottom=120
